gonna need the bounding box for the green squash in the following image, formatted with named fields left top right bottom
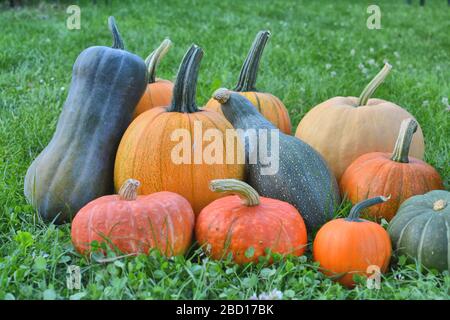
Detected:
left=24, top=17, right=147, bottom=224
left=212, top=89, right=341, bottom=231
left=388, top=190, right=450, bottom=272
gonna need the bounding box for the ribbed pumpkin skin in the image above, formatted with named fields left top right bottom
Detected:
left=340, top=153, right=444, bottom=221
left=114, top=108, right=245, bottom=214
left=24, top=44, right=147, bottom=224
left=133, top=79, right=173, bottom=119
left=295, top=97, right=425, bottom=181
left=206, top=92, right=291, bottom=134
left=196, top=195, right=307, bottom=264
left=71, top=191, right=195, bottom=256
left=388, top=190, right=450, bottom=272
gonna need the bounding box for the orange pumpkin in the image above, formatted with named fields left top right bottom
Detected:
left=71, top=179, right=195, bottom=256
left=340, top=118, right=444, bottom=221
left=196, top=179, right=307, bottom=264
left=114, top=45, right=245, bottom=214
left=205, top=31, right=291, bottom=134
left=134, top=39, right=173, bottom=118
left=295, top=64, right=425, bottom=181
left=313, top=196, right=392, bottom=287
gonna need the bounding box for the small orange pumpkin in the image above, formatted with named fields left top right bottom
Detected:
left=114, top=45, right=245, bottom=214
left=340, top=118, right=444, bottom=221
left=196, top=179, right=307, bottom=264
left=313, top=196, right=392, bottom=287
left=205, top=31, right=291, bottom=134
left=71, top=179, right=195, bottom=256
left=134, top=39, right=173, bottom=118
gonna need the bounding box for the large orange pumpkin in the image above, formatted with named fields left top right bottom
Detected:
left=196, top=179, right=307, bottom=264
left=114, top=45, right=245, bottom=214
left=134, top=39, right=173, bottom=118
left=313, top=196, right=392, bottom=287
left=295, top=64, right=425, bottom=181
left=204, top=31, right=291, bottom=134
left=340, top=118, right=444, bottom=221
left=71, top=179, right=195, bottom=256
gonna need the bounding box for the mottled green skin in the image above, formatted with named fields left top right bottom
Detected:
left=219, top=92, right=340, bottom=232
left=388, top=190, right=450, bottom=272
left=24, top=46, right=147, bottom=224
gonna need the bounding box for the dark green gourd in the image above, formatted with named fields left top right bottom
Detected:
left=24, top=17, right=147, bottom=224
left=213, top=89, right=341, bottom=231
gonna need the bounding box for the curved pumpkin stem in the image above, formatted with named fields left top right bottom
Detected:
left=347, top=195, right=390, bottom=221
left=167, top=45, right=203, bottom=113
left=213, top=88, right=232, bottom=104
left=108, top=16, right=124, bottom=50
left=210, top=179, right=260, bottom=206
left=118, top=179, right=140, bottom=201
left=145, top=38, right=172, bottom=84
left=358, top=63, right=392, bottom=106
left=234, top=30, right=271, bottom=92
left=390, top=118, right=418, bottom=163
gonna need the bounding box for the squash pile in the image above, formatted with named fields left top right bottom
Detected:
left=23, top=16, right=448, bottom=287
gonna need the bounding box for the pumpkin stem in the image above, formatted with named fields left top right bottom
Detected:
left=234, top=31, right=271, bottom=92
left=213, top=88, right=232, bottom=104
left=433, top=199, right=447, bottom=211
left=347, top=195, right=390, bottom=221
left=390, top=118, right=417, bottom=163
left=108, top=16, right=125, bottom=50
left=167, top=45, right=203, bottom=113
left=209, top=179, right=260, bottom=206
left=118, top=179, right=140, bottom=201
left=357, top=63, right=392, bottom=106
left=145, top=38, right=172, bottom=84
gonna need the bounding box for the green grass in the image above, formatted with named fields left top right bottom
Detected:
left=0, top=0, right=449, bottom=300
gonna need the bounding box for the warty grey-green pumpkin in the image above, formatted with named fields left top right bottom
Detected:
left=388, top=190, right=450, bottom=272
left=212, top=89, right=341, bottom=231
left=23, top=17, right=147, bottom=224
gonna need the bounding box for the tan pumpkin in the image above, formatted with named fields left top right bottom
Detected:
left=295, top=64, right=425, bottom=181
left=205, top=31, right=291, bottom=134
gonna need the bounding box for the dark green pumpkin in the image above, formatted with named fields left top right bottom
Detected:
left=24, top=17, right=147, bottom=224
left=388, top=190, right=450, bottom=272
left=212, top=89, right=341, bottom=231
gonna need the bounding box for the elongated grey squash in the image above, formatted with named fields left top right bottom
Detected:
left=24, top=17, right=147, bottom=224
left=212, top=89, right=341, bottom=231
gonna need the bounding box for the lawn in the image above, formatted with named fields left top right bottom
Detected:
left=0, top=0, right=449, bottom=300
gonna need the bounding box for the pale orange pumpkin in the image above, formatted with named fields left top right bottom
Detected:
left=295, top=64, right=425, bottom=181
left=205, top=31, right=291, bottom=134
left=134, top=39, right=174, bottom=118
left=114, top=45, right=245, bottom=214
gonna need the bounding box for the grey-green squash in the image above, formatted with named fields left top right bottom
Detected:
left=388, top=190, right=450, bottom=272
left=24, top=17, right=147, bottom=224
left=212, top=89, right=341, bottom=231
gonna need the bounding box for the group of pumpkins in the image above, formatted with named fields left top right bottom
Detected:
left=23, top=17, right=449, bottom=287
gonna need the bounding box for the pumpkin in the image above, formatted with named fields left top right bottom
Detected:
left=195, top=179, right=307, bottom=264
left=114, top=46, right=245, bottom=214
left=134, top=38, right=174, bottom=118
left=340, top=118, right=444, bottom=221
left=313, top=196, right=392, bottom=287
left=388, top=190, right=450, bottom=272
left=212, top=89, right=340, bottom=231
left=71, top=179, right=195, bottom=256
left=205, top=31, right=291, bottom=134
left=24, top=17, right=147, bottom=224
left=295, top=63, right=425, bottom=181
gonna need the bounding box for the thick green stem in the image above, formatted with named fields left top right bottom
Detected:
left=118, top=179, right=140, bottom=201
left=347, top=195, right=390, bottom=221
left=357, top=63, right=392, bottom=106
left=167, top=45, right=203, bottom=113
left=210, top=179, right=260, bottom=206
left=390, top=118, right=418, bottom=163
left=145, top=39, right=172, bottom=83
left=108, top=16, right=124, bottom=50
left=234, top=30, right=271, bottom=92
